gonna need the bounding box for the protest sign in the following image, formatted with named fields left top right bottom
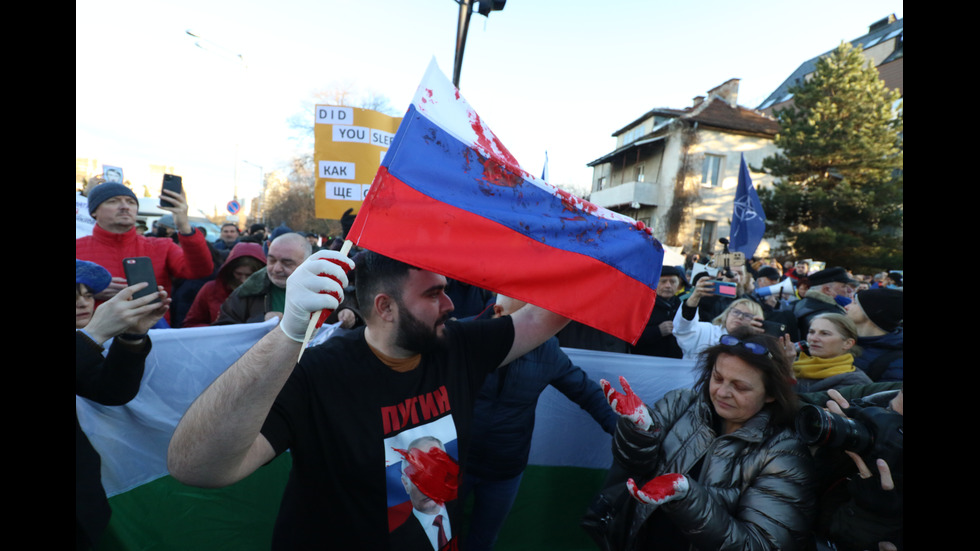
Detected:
left=314, top=105, right=402, bottom=220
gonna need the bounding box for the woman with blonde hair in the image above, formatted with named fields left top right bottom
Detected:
left=791, top=313, right=872, bottom=392
left=673, top=275, right=764, bottom=360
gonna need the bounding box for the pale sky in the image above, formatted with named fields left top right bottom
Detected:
left=76, top=0, right=903, bottom=217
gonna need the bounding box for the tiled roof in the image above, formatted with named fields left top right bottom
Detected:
left=588, top=96, right=777, bottom=166
left=612, top=108, right=688, bottom=137
left=682, top=99, right=779, bottom=136
left=758, top=16, right=903, bottom=111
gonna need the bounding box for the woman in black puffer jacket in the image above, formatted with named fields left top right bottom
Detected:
left=597, top=329, right=816, bottom=551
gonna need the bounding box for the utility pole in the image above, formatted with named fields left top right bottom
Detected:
left=452, top=0, right=506, bottom=88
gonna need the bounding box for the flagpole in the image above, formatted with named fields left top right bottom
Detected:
left=298, top=240, right=353, bottom=360
left=453, top=0, right=474, bottom=87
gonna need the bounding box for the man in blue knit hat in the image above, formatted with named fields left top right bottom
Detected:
left=76, top=182, right=213, bottom=322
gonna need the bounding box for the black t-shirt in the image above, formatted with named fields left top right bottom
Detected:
left=261, top=316, right=514, bottom=550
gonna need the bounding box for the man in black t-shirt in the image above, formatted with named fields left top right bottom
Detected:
left=168, top=250, right=570, bottom=550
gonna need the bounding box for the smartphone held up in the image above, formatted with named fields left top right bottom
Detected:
left=123, top=257, right=160, bottom=303
left=160, top=174, right=183, bottom=208
left=712, top=280, right=737, bottom=297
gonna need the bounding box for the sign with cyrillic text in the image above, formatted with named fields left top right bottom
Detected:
left=314, top=105, right=402, bottom=220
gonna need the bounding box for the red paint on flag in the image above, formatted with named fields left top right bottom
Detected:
left=349, top=167, right=657, bottom=344
left=468, top=109, right=528, bottom=179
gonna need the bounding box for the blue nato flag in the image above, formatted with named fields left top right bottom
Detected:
left=729, top=154, right=766, bottom=257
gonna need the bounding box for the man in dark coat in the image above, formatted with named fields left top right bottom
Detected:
left=631, top=265, right=684, bottom=358
left=793, top=266, right=854, bottom=337
left=846, top=288, right=903, bottom=381
left=213, top=232, right=311, bottom=325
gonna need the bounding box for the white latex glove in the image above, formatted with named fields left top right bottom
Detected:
left=626, top=474, right=690, bottom=506
left=600, top=376, right=653, bottom=431
left=280, top=250, right=355, bottom=342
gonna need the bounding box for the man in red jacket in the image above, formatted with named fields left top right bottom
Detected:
left=75, top=182, right=214, bottom=323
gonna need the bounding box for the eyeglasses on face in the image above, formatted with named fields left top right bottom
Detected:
left=728, top=309, right=756, bottom=321
left=719, top=334, right=772, bottom=358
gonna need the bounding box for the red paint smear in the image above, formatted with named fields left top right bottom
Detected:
left=614, top=375, right=644, bottom=415
left=312, top=257, right=353, bottom=327
left=556, top=188, right=600, bottom=216
left=468, top=109, right=527, bottom=179
left=476, top=154, right=524, bottom=188
left=347, top=169, right=658, bottom=344
left=638, top=473, right=685, bottom=502
left=394, top=446, right=459, bottom=505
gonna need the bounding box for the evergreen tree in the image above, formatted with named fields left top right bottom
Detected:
left=760, top=42, right=902, bottom=273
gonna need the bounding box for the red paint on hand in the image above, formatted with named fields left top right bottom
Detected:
left=615, top=376, right=644, bottom=414
left=394, top=446, right=460, bottom=505
left=638, top=473, right=685, bottom=502
left=311, top=257, right=353, bottom=328
left=602, top=376, right=652, bottom=430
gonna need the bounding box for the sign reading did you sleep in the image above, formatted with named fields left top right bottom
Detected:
left=314, top=105, right=402, bottom=220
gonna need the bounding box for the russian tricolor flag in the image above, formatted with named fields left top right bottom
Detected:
left=348, top=60, right=664, bottom=344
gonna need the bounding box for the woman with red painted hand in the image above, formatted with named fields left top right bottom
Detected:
left=595, top=328, right=815, bottom=550
left=672, top=274, right=765, bottom=360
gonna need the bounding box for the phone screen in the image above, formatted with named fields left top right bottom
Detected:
left=714, top=281, right=737, bottom=297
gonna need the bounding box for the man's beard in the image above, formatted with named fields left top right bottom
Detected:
left=395, top=305, right=449, bottom=354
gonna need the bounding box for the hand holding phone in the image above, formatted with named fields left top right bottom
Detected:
left=761, top=320, right=786, bottom=337
left=160, top=174, right=183, bottom=209
left=123, top=257, right=160, bottom=303
left=712, top=281, right=737, bottom=297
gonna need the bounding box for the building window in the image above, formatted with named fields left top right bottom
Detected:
left=598, top=176, right=607, bottom=190
left=694, top=219, right=716, bottom=255
left=623, top=125, right=644, bottom=145
left=701, top=154, right=723, bottom=187
left=635, top=165, right=645, bottom=183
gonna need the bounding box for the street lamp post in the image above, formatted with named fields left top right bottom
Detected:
left=186, top=29, right=248, bottom=214
left=452, top=0, right=506, bottom=88
left=239, top=159, right=264, bottom=224
left=452, top=0, right=473, bottom=88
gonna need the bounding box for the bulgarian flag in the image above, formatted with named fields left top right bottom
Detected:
left=348, top=60, right=664, bottom=344
left=78, top=323, right=695, bottom=551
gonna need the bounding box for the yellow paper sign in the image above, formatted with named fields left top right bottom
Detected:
left=314, top=105, right=403, bottom=220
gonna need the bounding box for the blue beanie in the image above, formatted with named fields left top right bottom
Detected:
left=269, top=222, right=294, bottom=241
left=76, top=260, right=112, bottom=294
left=87, top=183, right=138, bottom=216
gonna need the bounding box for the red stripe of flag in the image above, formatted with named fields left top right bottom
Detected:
left=349, top=166, right=657, bottom=344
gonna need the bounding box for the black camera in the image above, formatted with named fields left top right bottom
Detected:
left=796, top=402, right=903, bottom=471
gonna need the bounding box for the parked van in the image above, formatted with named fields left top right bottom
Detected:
left=137, top=198, right=167, bottom=235
left=136, top=198, right=221, bottom=242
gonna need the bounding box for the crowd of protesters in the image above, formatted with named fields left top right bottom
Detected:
left=77, top=182, right=902, bottom=550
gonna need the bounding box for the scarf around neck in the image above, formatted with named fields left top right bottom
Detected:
left=793, top=352, right=856, bottom=380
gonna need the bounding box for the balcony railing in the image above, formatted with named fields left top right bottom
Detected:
left=589, top=180, right=660, bottom=209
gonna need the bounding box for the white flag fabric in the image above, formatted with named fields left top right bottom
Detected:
left=77, top=319, right=697, bottom=498
left=76, top=319, right=279, bottom=496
